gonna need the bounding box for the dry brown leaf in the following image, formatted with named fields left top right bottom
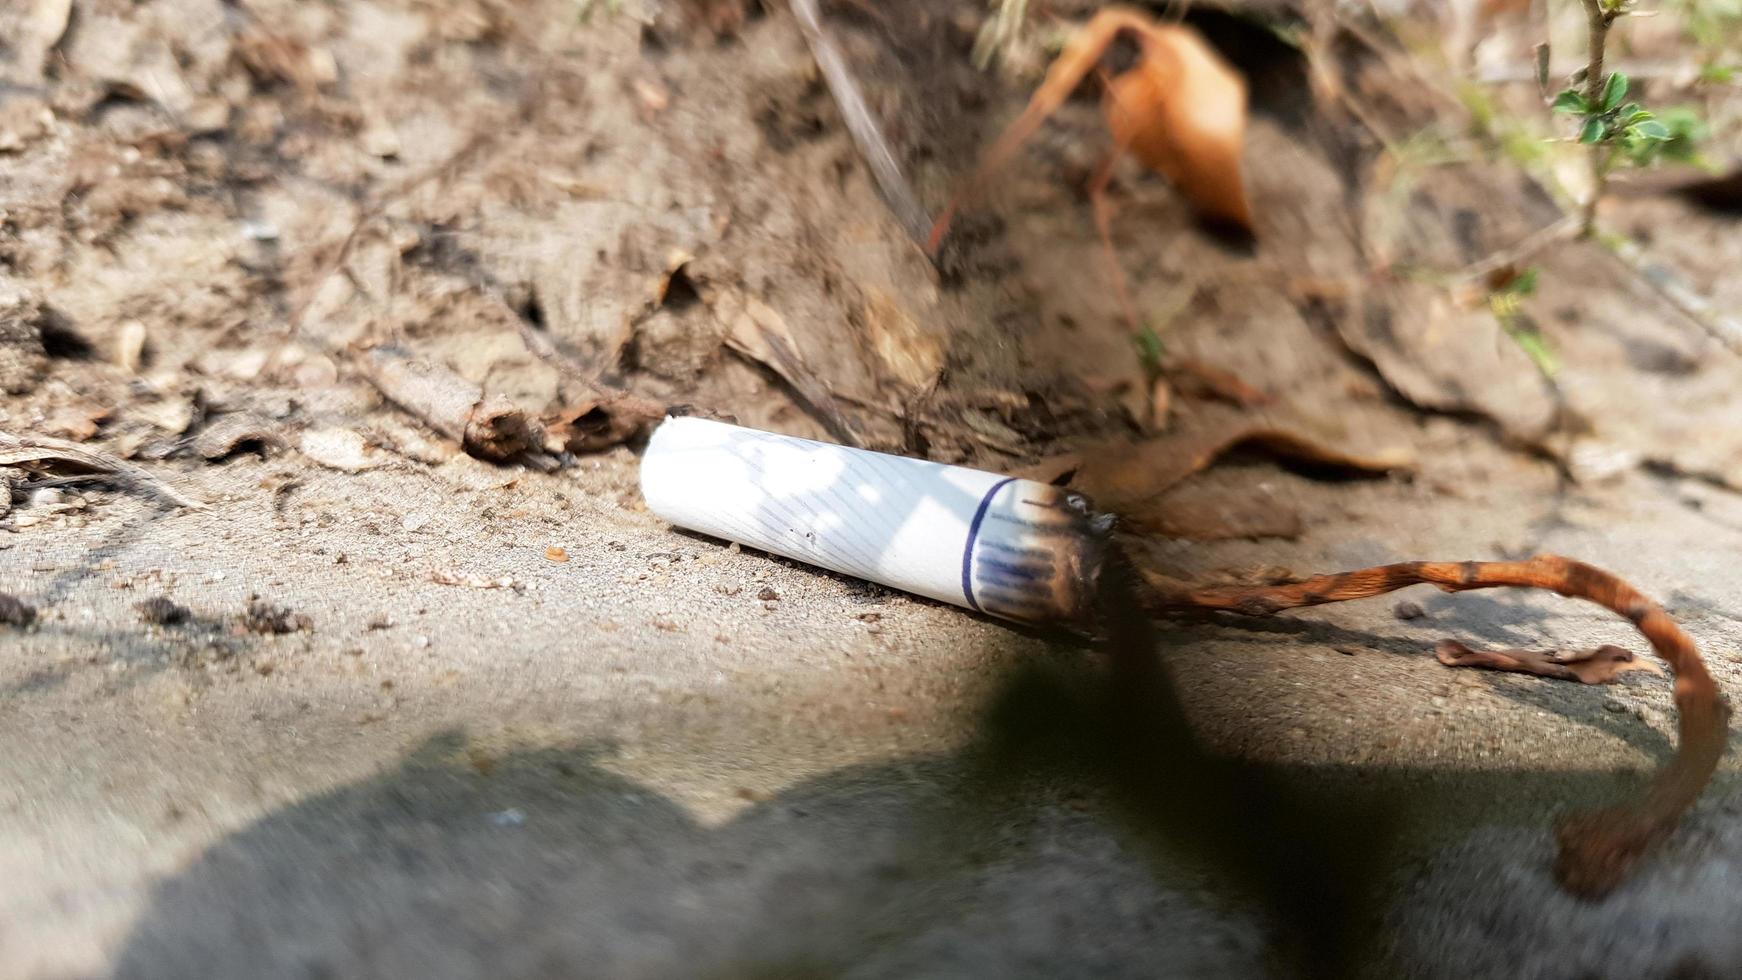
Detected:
left=930, top=6, right=1253, bottom=250
left=1334, top=282, right=1555, bottom=444
left=1435, top=640, right=1664, bottom=684
left=132, top=397, right=198, bottom=435
left=1066, top=406, right=1415, bottom=513
left=1168, top=358, right=1270, bottom=407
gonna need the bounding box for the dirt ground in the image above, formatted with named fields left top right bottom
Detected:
left=4, top=0, right=1742, bottom=977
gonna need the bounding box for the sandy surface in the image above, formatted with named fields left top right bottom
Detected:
left=5, top=0, right=1742, bottom=976
left=5, top=441, right=1742, bottom=978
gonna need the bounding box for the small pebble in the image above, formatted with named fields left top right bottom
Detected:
left=1393, top=601, right=1426, bottom=621
left=366, top=613, right=393, bottom=631
left=1334, top=645, right=1360, bottom=656
left=1604, top=701, right=1628, bottom=713
left=545, top=546, right=569, bottom=563
left=757, top=586, right=779, bottom=601
left=414, top=635, right=431, bottom=649
left=489, top=808, right=526, bottom=827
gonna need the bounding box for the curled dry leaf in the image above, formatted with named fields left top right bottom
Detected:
left=1334, top=284, right=1556, bottom=444
left=544, top=402, right=645, bottom=455
left=930, top=6, right=1253, bottom=251
left=0, top=430, right=202, bottom=508
left=1033, top=405, right=1414, bottom=512
left=1141, top=554, right=1728, bottom=898
left=1435, top=639, right=1664, bottom=684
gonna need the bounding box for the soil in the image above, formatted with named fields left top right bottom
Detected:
left=4, top=0, right=1742, bottom=977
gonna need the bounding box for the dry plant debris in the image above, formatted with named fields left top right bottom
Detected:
left=1140, top=554, right=1729, bottom=898
left=929, top=6, right=1253, bottom=327
left=360, top=346, right=544, bottom=463
left=242, top=596, right=312, bottom=635
left=1028, top=408, right=1414, bottom=515
left=0, top=431, right=203, bottom=510
left=1433, top=639, right=1662, bottom=684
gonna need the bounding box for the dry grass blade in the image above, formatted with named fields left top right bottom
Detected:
left=0, top=431, right=203, bottom=509
left=1141, top=554, right=1729, bottom=898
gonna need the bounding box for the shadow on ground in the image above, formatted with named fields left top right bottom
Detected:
left=112, top=597, right=1742, bottom=980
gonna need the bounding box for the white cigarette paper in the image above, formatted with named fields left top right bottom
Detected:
left=639, top=417, right=1109, bottom=623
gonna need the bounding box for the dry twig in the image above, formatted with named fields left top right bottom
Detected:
left=360, top=347, right=545, bottom=461
left=788, top=0, right=933, bottom=247
left=1141, top=554, right=1729, bottom=897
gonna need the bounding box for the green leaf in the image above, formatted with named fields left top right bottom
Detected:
left=1133, top=326, right=1165, bottom=378
left=1512, top=267, right=1539, bottom=296
left=1631, top=119, right=1670, bottom=141
left=1698, top=64, right=1735, bottom=85
left=1507, top=326, right=1559, bottom=378
left=1579, top=117, right=1608, bottom=144
left=1551, top=89, right=1589, bottom=114
left=1602, top=72, right=1628, bottom=111
left=1619, top=104, right=1651, bottom=124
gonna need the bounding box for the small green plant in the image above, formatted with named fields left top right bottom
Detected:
left=1551, top=73, right=1671, bottom=164
left=575, top=0, right=623, bottom=25
left=1132, top=324, right=1165, bottom=383
left=1551, top=0, right=1705, bottom=234
left=1487, top=267, right=1558, bottom=377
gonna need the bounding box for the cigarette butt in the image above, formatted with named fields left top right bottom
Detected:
left=639, top=417, right=1111, bottom=624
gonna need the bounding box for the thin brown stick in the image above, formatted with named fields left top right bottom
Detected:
left=1142, top=554, right=1729, bottom=897
left=788, top=0, right=933, bottom=248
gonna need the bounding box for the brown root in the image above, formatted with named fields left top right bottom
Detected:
left=1142, top=554, right=1730, bottom=897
